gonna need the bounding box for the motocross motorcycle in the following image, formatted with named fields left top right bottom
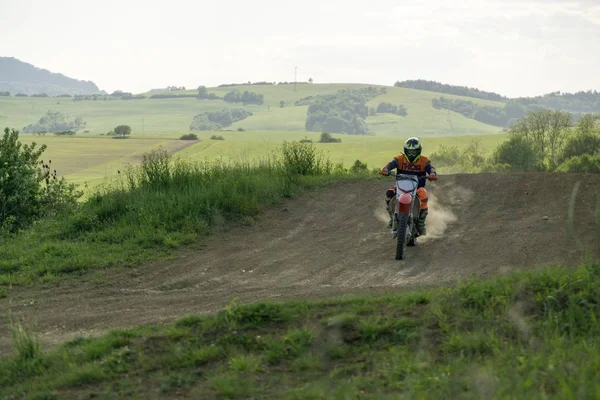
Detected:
left=386, top=172, right=431, bottom=260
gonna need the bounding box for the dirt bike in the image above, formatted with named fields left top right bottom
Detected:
left=386, top=172, right=431, bottom=260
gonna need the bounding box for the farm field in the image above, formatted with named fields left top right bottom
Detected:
left=0, top=84, right=503, bottom=138
left=15, top=132, right=507, bottom=189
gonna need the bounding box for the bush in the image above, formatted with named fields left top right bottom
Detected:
left=556, top=154, right=600, bottom=173
left=180, top=133, right=199, bottom=140
left=430, top=145, right=461, bottom=167
left=492, top=135, right=543, bottom=171
left=53, top=131, right=76, bottom=136
left=277, top=141, right=332, bottom=176
left=0, top=128, right=82, bottom=232
left=319, top=132, right=341, bottom=143
left=210, top=135, right=225, bottom=140
left=350, top=159, right=369, bottom=173
left=299, top=137, right=312, bottom=143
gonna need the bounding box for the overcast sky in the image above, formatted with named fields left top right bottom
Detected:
left=2, top=0, right=599, bottom=97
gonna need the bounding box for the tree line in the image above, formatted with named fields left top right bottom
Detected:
left=189, top=108, right=252, bottom=131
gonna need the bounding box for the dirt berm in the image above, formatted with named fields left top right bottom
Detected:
left=0, top=173, right=598, bottom=355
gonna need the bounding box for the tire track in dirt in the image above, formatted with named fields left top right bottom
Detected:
left=1, top=173, right=598, bottom=355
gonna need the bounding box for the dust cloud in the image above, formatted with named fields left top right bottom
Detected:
left=373, top=190, right=460, bottom=242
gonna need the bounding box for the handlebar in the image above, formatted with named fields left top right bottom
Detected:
left=380, top=171, right=437, bottom=181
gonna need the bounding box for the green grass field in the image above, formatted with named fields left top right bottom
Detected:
left=2, top=264, right=598, bottom=398
left=14, top=132, right=507, bottom=191
left=0, top=84, right=503, bottom=138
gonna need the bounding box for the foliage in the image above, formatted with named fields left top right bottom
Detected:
left=509, top=109, right=573, bottom=168
left=277, top=141, right=332, bottom=176
left=114, top=125, right=132, bottom=137
left=556, top=154, right=600, bottom=173
left=179, top=133, right=198, bottom=140
left=22, top=111, right=87, bottom=134
left=491, top=135, right=543, bottom=171
left=318, top=132, right=341, bottom=143
left=430, top=145, right=461, bottom=168
left=0, top=128, right=82, bottom=232
left=110, top=90, right=132, bottom=98
left=53, top=131, right=76, bottom=136
left=513, top=90, right=600, bottom=113
left=0, top=91, right=10, bottom=96
left=3, top=264, right=600, bottom=398
left=305, top=87, right=385, bottom=135
left=189, top=109, right=252, bottom=131
left=376, top=102, right=407, bottom=116
left=210, top=135, right=225, bottom=140
left=559, top=114, right=600, bottom=163
left=395, top=79, right=506, bottom=101
left=350, top=159, right=369, bottom=173
left=223, top=90, right=264, bottom=105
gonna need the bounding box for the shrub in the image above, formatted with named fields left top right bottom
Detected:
left=556, top=154, right=600, bottom=173
left=180, top=133, right=199, bottom=140
left=278, top=141, right=332, bottom=176
left=492, top=135, right=543, bottom=171
left=319, top=132, right=341, bottom=143
left=0, top=128, right=81, bottom=232
left=299, top=137, right=313, bottom=143
left=350, top=159, right=369, bottom=173
left=430, top=145, right=461, bottom=167
left=210, top=135, right=225, bottom=140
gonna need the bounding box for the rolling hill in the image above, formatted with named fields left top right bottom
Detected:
left=0, top=57, right=102, bottom=96
left=0, top=83, right=503, bottom=137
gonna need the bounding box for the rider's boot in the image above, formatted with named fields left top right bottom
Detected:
left=417, top=209, right=428, bottom=236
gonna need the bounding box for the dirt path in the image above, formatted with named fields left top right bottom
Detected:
left=1, top=173, right=598, bottom=356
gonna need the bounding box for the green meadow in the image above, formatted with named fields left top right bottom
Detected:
left=0, top=84, right=503, bottom=138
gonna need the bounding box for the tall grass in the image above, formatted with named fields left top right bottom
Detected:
left=0, top=143, right=359, bottom=285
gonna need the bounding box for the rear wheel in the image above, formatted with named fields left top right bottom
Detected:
left=395, top=212, right=408, bottom=260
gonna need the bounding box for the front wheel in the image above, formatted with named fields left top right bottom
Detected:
left=395, top=212, right=408, bottom=260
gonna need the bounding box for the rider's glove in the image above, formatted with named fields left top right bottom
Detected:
left=429, top=172, right=438, bottom=181
left=379, top=168, right=389, bottom=176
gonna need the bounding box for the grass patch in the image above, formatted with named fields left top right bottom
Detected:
left=0, top=142, right=364, bottom=286
left=1, top=264, right=599, bottom=398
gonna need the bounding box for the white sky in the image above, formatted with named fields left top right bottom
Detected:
left=2, top=0, right=599, bottom=97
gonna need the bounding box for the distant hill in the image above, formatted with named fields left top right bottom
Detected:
left=0, top=57, right=102, bottom=96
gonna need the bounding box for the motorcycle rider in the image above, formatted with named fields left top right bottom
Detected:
left=379, top=137, right=437, bottom=236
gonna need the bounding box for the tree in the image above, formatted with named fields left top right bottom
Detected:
left=308, top=78, right=314, bottom=84
left=197, top=85, right=208, bottom=99
left=492, top=134, right=542, bottom=171
left=114, top=125, right=132, bottom=137
left=280, top=100, right=285, bottom=108
left=559, top=114, right=600, bottom=163
left=509, top=109, right=572, bottom=168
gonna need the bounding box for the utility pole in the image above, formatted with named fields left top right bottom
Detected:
left=294, top=66, right=298, bottom=92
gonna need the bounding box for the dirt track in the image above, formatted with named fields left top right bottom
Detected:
left=1, top=173, right=598, bottom=355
